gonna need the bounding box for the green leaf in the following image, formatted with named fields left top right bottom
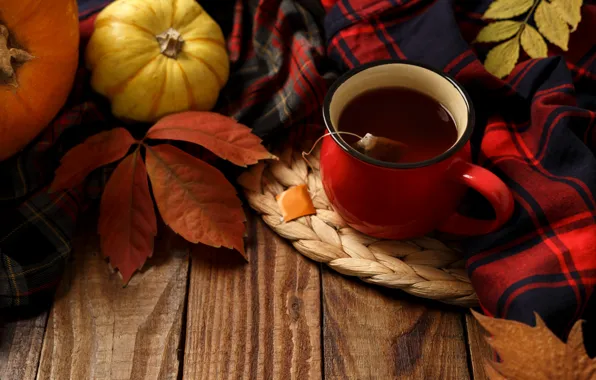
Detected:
left=552, top=0, right=582, bottom=32
left=484, top=37, right=520, bottom=79
left=476, top=21, right=522, bottom=43
left=521, top=25, right=548, bottom=58
left=535, top=0, right=570, bottom=51
left=483, top=0, right=533, bottom=19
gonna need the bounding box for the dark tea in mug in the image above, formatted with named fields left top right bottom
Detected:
left=320, top=60, right=514, bottom=239
left=338, top=87, right=458, bottom=164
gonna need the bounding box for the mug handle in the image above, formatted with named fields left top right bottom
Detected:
left=437, top=160, right=514, bottom=236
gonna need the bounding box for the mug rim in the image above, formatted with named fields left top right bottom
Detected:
left=322, top=59, right=475, bottom=169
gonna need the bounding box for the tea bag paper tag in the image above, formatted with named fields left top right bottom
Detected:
left=352, top=133, right=408, bottom=163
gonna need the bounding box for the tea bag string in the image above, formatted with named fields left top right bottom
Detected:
left=301, top=131, right=364, bottom=171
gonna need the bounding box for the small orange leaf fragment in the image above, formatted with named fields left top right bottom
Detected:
left=276, top=184, right=316, bottom=222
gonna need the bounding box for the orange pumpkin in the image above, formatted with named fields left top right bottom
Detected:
left=0, top=0, right=79, bottom=161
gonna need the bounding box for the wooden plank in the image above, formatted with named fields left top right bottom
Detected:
left=0, top=311, right=47, bottom=380
left=36, top=216, right=190, bottom=380
left=465, top=313, right=493, bottom=380
left=322, top=269, right=470, bottom=379
left=183, top=215, right=322, bottom=380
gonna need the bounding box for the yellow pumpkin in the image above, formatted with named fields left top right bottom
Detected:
left=85, top=0, right=229, bottom=123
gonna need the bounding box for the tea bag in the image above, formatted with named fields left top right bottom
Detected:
left=351, top=133, right=408, bottom=163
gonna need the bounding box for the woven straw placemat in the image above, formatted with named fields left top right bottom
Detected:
left=239, top=142, right=478, bottom=307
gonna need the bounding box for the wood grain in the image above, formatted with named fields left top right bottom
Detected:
left=36, top=216, right=190, bottom=380
left=183, top=216, right=322, bottom=380
left=322, top=268, right=470, bottom=380
left=0, top=311, right=47, bottom=380
left=465, top=313, right=493, bottom=380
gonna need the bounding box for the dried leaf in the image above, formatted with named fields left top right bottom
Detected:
left=535, top=0, right=570, bottom=51
left=472, top=310, right=596, bottom=380
left=50, top=128, right=135, bottom=191
left=99, top=150, right=157, bottom=284
left=521, top=24, right=548, bottom=58
left=476, top=21, right=522, bottom=43
left=145, top=144, right=246, bottom=257
left=276, top=184, right=316, bottom=222
left=552, top=0, right=582, bottom=31
left=484, top=37, right=520, bottom=78
left=483, top=0, right=533, bottom=19
left=145, top=111, right=277, bottom=167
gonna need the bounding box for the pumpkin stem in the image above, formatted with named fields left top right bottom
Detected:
left=0, top=24, right=33, bottom=87
left=156, top=28, right=185, bottom=59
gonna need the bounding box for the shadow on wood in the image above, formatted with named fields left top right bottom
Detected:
left=36, top=213, right=190, bottom=380
left=0, top=311, right=47, bottom=380
left=322, top=267, right=470, bottom=379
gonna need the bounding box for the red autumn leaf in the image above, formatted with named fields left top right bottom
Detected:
left=50, top=128, right=136, bottom=191
left=144, top=111, right=277, bottom=167
left=99, top=150, right=157, bottom=284
left=145, top=144, right=246, bottom=257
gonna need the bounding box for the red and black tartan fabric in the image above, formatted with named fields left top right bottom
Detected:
left=1, top=0, right=595, bottom=350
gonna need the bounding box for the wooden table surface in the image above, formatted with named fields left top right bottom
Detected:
left=1, top=210, right=493, bottom=380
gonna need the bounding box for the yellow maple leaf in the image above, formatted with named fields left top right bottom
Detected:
left=472, top=310, right=596, bottom=380
left=520, top=24, right=548, bottom=58
left=483, top=0, right=534, bottom=19
left=535, top=0, right=570, bottom=51
left=484, top=37, right=520, bottom=79
left=552, top=0, right=582, bottom=32
left=476, top=21, right=522, bottom=43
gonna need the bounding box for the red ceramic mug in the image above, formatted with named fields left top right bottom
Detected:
left=320, top=60, right=514, bottom=239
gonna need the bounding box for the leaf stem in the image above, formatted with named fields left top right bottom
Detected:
left=517, top=0, right=543, bottom=40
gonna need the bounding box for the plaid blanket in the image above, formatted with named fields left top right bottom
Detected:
left=2, top=0, right=595, bottom=350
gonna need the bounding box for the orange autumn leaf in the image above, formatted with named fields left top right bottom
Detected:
left=145, top=144, right=246, bottom=257
left=145, top=111, right=277, bottom=167
left=472, top=310, right=596, bottom=380
left=50, top=128, right=136, bottom=191
left=98, top=150, right=157, bottom=284
left=276, top=184, right=316, bottom=222
left=51, top=111, right=275, bottom=283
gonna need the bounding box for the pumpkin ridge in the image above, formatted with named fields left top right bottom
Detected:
left=123, top=0, right=158, bottom=18
left=105, top=54, right=161, bottom=97
left=171, top=0, right=178, bottom=27
left=173, top=2, right=204, bottom=30
left=184, top=51, right=224, bottom=88
left=184, top=37, right=226, bottom=49
left=147, top=64, right=167, bottom=121
left=144, top=2, right=160, bottom=20
left=96, top=16, right=155, bottom=37
left=177, top=61, right=197, bottom=110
